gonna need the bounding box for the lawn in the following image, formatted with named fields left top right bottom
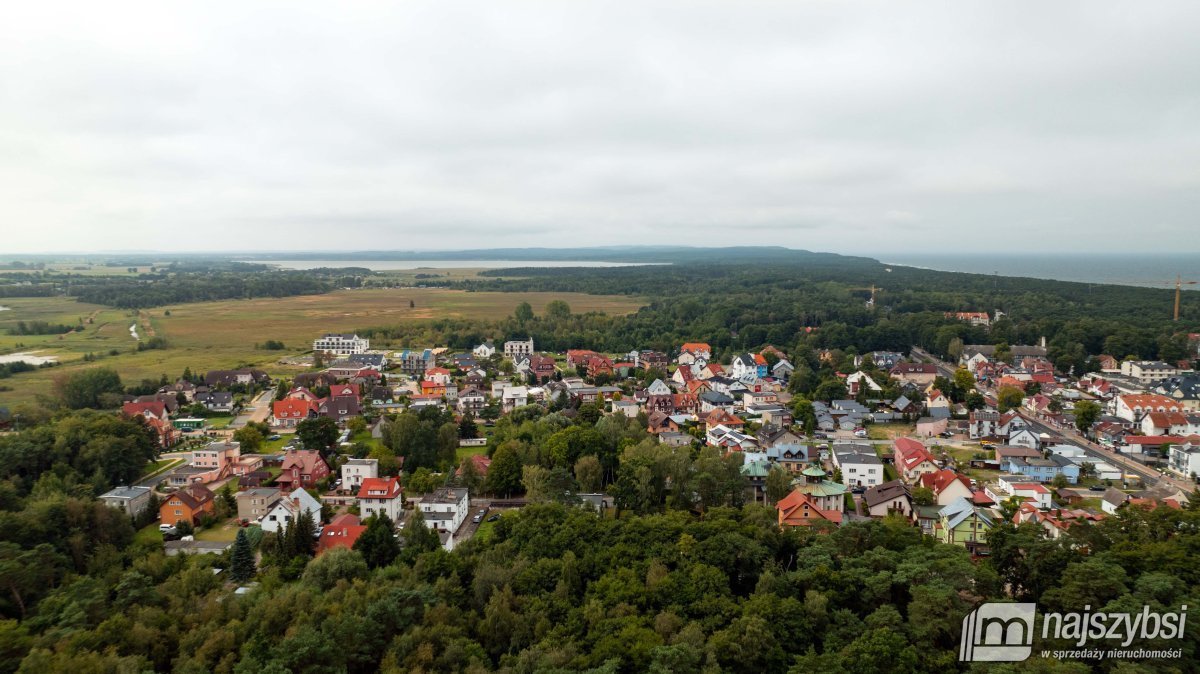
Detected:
left=206, top=415, right=235, bottom=429
left=140, top=457, right=185, bottom=480
left=134, top=523, right=163, bottom=546
left=456, top=444, right=489, bottom=462
left=473, top=512, right=509, bottom=545
left=260, top=435, right=294, bottom=453
left=0, top=288, right=644, bottom=407
left=196, top=518, right=243, bottom=542
left=867, top=424, right=913, bottom=441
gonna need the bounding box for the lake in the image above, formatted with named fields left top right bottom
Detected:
left=252, top=259, right=662, bottom=271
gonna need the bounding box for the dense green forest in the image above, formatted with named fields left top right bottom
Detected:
left=358, top=259, right=1197, bottom=373
left=0, top=398, right=1198, bottom=672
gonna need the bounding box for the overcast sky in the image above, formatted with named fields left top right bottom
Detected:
left=2, top=2, right=1199, bottom=255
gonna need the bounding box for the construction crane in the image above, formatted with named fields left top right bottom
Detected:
left=1094, top=275, right=1198, bottom=321
left=848, top=285, right=881, bottom=309
left=1172, top=275, right=1198, bottom=321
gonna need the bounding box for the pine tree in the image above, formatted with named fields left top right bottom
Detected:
left=292, top=511, right=316, bottom=558
left=229, top=529, right=256, bottom=583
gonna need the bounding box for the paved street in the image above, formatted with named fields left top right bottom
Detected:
left=229, top=389, right=275, bottom=429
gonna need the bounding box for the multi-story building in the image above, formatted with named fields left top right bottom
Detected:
left=357, top=477, right=404, bottom=522
left=313, top=333, right=370, bottom=356
left=504, top=338, right=535, bottom=361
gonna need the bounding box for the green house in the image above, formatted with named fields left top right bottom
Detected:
left=937, top=496, right=993, bottom=556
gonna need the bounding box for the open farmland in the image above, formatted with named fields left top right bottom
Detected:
left=0, top=288, right=644, bottom=407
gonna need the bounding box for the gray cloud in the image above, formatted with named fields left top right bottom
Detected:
left=1, top=1, right=1199, bottom=254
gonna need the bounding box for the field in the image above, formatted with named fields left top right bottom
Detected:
left=0, top=288, right=644, bottom=407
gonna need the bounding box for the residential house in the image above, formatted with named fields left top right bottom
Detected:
left=771, top=359, right=795, bottom=381
left=1013, top=503, right=1104, bottom=540
left=204, top=369, right=269, bottom=388
left=1168, top=441, right=1200, bottom=479
left=730, top=353, right=768, bottom=380
left=677, top=342, right=712, bottom=365
left=341, top=458, right=378, bottom=491
left=845, top=371, right=882, bottom=396
left=1140, top=411, right=1196, bottom=436
left=160, top=485, right=215, bottom=527
left=272, top=398, right=316, bottom=428
left=915, top=469, right=973, bottom=506
left=317, top=514, right=367, bottom=554
left=260, top=488, right=323, bottom=534
left=473, top=341, right=496, bottom=359
left=916, top=416, right=949, bottom=437
left=969, top=410, right=1001, bottom=439
left=833, top=450, right=884, bottom=488
left=1007, top=427, right=1041, bottom=450
left=1155, top=375, right=1200, bottom=412
left=347, top=353, right=387, bottom=370
left=776, top=489, right=842, bottom=528
left=458, top=387, right=486, bottom=415
left=1112, top=394, right=1184, bottom=424
left=275, top=449, right=330, bottom=492
left=863, top=480, right=912, bottom=518
left=638, top=350, right=669, bottom=372
left=527, top=355, right=558, bottom=383
left=990, top=480, right=1053, bottom=509
left=892, top=437, right=940, bottom=482
left=699, top=390, right=736, bottom=413
left=937, top=497, right=993, bottom=554
left=318, top=395, right=361, bottom=423
left=357, top=477, right=404, bottom=522
left=194, top=391, right=234, bottom=413
left=501, top=386, right=529, bottom=412
left=236, top=487, right=281, bottom=523
left=99, top=485, right=153, bottom=519
left=889, top=363, right=938, bottom=386
left=417, top=487, right=470, bottom=543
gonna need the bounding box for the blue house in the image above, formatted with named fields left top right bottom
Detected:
left=1001, top=454, right=1080, bottom=484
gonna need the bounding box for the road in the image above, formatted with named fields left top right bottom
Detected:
left=229, top=389, right=276, bottom=429
left=136, top=452, right=189, bottom=489
left=910, top=346, right=958, bottom=379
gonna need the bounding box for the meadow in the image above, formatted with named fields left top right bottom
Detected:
left=0, top=288, right=644, bottom=407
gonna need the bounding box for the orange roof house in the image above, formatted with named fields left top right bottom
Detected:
left=272, top=398, right=316, bottom=427
left=776, top=489, right=842, bottom=528
left=160, top=485, right=215, bottom=527
left=317, top=514, right=367, bottom=554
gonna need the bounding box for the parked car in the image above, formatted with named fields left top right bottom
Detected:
left=486, top=514, right=500, bottom=522
left=159, top=523, right=177, bottom=533
left=472, top=515, right=482, bottom=524
left=1089, top=485, right=1106, bottom=492
left=268, top=434, right=281, bottom=440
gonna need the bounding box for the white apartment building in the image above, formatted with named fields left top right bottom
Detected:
left=313, top=333, right=370, bottom=356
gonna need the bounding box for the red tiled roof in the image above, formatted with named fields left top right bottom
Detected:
left=123, top=401, right=166, bottom=419
left=273, top=399, right=315, bottom=419
left=317, top=514, right=367, bottom=554
left=917, top=469, right=971, bottom=495
left=680, top=342, right=711, bottom=354
left=357, top=477, right=402, bottom=500
left=893, top=437, right=937, bottom=472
